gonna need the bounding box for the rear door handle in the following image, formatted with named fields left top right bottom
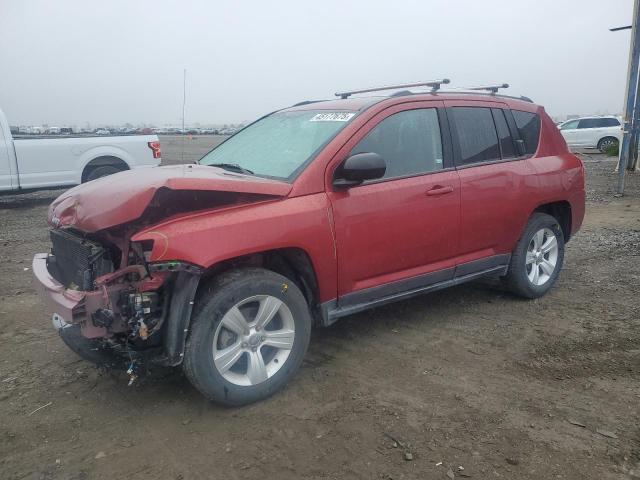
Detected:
left=426, top=185, right=454, bottom=196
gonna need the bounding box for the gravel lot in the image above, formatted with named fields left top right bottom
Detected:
left=0, top=138, right=639, bottom=479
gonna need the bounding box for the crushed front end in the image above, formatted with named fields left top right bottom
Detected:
left=32, top=227, right=201, bottom=375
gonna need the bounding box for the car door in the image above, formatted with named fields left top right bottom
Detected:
left=444, top=101, right=539, bottom=273
left=559, top=119, right=580, bottom=147
left=327, top=102, right=461, bottom=305
left=576, top=118, right=603, bottom=148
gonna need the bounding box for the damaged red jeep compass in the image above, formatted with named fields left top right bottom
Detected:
left=33, top=81, right=585, bottom=405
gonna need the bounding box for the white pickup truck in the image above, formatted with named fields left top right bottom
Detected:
left=0, top=108, right=161, bottom=192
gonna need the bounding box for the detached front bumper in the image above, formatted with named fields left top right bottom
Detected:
left=32, top=253, right=85, bottom=328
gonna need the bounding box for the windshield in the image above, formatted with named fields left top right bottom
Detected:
left=199, top=110, right=356, bottom=180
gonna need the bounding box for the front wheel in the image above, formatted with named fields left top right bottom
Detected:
left=183, top=268, right=311, bottom=406
left=503, top=213, right=565, bottom=299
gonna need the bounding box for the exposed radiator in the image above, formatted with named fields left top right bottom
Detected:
left=47, top=229, right=113, bottom=290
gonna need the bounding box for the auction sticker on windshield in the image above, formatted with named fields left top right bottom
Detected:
left=310, top=112, right=355, bottom=122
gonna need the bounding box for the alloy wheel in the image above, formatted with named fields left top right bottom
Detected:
left=212, top=295, right=295, bottom=386
left=599, top=138, right=617, bottom=152
left=525, top=227, right=559, bottom=286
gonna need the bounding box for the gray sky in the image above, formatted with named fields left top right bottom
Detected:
left=0, top=0, right=634, bottom=126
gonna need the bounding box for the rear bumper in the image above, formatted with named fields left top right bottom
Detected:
left=32, top=253, right=85, bottom=325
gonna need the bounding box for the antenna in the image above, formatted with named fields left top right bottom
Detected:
left=181, top=68, right=186, bottom=163
left=467, top=83, right=509, bottom=94
left=335, top=79, right=451, bottom=99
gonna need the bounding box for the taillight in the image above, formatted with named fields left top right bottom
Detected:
left=147, top=141, right=161, bottom=159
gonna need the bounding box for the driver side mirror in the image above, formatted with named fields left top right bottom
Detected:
left=333, top=152, right=386, bottom=189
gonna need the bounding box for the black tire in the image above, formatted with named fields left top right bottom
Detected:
left=183, top=268, right=311, bottom=406
left=503, top=213, right=565, bottom=299
left=85, top=165, right=121, bottom=182
left=597, top=136, right=619, bottom=153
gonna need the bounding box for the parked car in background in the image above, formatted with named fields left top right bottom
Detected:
left=95, top=128, right=111, bottom=135
left=0, top=108, right=162, bottom=191
left=32, top=84, right=585, bottom=406
left=558, top=116, right=621, bottom=152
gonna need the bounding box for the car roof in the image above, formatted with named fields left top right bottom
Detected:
left=566, top=115, right=619, bottom=121
left=283, top=91, right=539, bottom=114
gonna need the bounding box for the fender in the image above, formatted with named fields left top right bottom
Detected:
left=132, top=193, right=338, bottom=303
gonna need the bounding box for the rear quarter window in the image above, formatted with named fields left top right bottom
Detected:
left=512, top=111, right=540, bottom=155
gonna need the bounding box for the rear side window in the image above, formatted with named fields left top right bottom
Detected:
left=492, top=109, right=516, bottom=159
left=450, top=107, right=500, bottom=165
left=351, top=108, right=443, bottom=180
left=578, top=118, right=600, bottom=129
left=602, top=118, right=621, bottom=127
left=512, top=111, right=540, bottom=155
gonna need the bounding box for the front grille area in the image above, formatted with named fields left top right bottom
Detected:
left=47, top=229, right=113, bottom=290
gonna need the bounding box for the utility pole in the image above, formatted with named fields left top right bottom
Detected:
left=616, top=0, right=640, bottom=195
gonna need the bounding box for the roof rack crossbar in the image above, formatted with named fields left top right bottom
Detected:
left=467, top=83, right=510, bottom=94
left=335, top=79, right=451, bottom=99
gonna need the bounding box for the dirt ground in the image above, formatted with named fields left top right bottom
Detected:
left=1, top=138, right=639, bottom=479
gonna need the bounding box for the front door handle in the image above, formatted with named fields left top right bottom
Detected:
left=426, top=185, right=454, bottom=196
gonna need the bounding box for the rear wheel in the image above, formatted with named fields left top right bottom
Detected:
left=503, top=213, right=565, bottom=299
left=597, top=136, right=619, bottom=153
left=183, top=268, right=311, bottom=406
left=85, top=165, right=121, bottom=182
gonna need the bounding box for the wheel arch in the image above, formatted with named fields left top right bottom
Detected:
left=533, top=201, right=572, bottom=242
left=76, top=145, right=135, bottom=183
left=597, top=135, right=619, bottom=151
left=159, top=248, right=321, bottom=366
left=81, top=155, right=130, bottom=183
left=199, top=247, right=321, bottom=316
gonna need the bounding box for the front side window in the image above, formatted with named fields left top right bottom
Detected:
left=199, top=110, right=356, bottom=180
left=450, top=107, right=500, bottom=165
left=513, top=110, right=541, bottom=155
left=350, top=108, right=443, bottom=180
left=560, top=119, right=579, bottom=130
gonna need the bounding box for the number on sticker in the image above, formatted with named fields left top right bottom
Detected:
left=310, top=112, right=355, bottom=122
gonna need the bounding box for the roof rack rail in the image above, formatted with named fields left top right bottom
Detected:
left=467, top=83, right=509, bottom=94
left=291, top=100, right=325, bottom=107
left=335, top=79, right=451, bottom=99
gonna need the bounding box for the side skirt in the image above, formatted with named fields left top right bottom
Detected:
left=320, top=255, right=510, bottom=327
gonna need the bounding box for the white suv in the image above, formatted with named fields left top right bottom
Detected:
left=558, top=116, right=622, bottom=152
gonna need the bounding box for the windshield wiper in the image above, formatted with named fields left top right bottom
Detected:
left=207, top=163, right=254, bottom=175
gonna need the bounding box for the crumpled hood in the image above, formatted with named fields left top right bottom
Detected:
left=48, top=164, right=292, bottom=232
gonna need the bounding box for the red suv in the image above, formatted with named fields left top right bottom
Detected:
left=33, top=82, right=585, bottom=405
